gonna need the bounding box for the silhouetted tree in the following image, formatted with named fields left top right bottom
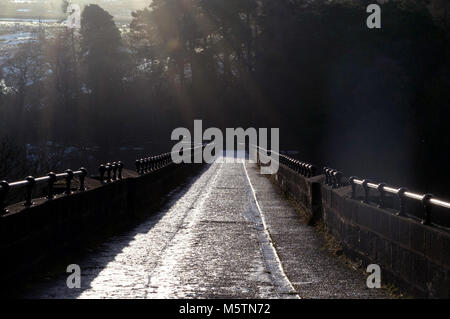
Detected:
left=80, top=4, right=128, bottom=152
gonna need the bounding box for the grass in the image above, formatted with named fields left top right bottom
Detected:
left=264, top=171, right=408, bottom=299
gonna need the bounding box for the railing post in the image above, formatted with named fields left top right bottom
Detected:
left=99, top=165, right=106, bottom=183
left=79, top=167, right=87, bottom=191
left=112, top=162, right=118, bottom=180
left=141, top=158, right=146, bottom=173
left=106, top=163, right=112, bottom=183
left=140, top=159, right=145, bottom=173
left=330, top=170, right=337, bottom=187
left=294, top=161, right=299, bottom=174
left=0, top=180, right=9, bottom=215
left=330, top=170, right=335, bottom=187
left=325, top=168, right=330, bottom=185
left=397, top=187, right=408, bottom=216
left=377, top=183, right=386, bottom=208
left=65, top=169, right=74, bottom=195
left=328, top=169, right=333, bottom=187
left=47, top=172, right=56, bottom=199
left=349, top=177, right=356, bottom=199
left=135, top=159, right=141, bottom=174
left=24, top=176, right=35, bottom=207
left=118, top=161, right=123, bottom=179
left=361, top=179, right=370, bottom=204
left=333, top=171, right=342, bottom=188
left=422, top=193, right=433, bottom=226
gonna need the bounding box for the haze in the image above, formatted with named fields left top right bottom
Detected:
left=0, top=0, right=151, bottom=21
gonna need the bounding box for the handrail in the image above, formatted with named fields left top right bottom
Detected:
left=135, top=144, right=208, bottom=175
left=0, top=168, right=88, bottom=215
left=1, top=144, right=211, bottom=215
left=349, top=176, right=450, bottom=225
left=250, top=144, right=449, bottom=227
left=98, top=161, right=124, bottom=184
left=250, top=144, right=318, bottom=177
left=323, top=166, right=345, bottom=188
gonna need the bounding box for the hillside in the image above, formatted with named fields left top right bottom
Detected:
left=0, top=0, right=149, bottom=22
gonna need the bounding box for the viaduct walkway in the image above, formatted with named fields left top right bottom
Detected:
left=23, top=158, right=389, bottom=299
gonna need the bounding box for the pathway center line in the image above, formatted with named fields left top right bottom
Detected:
left=242, top=161, right=300, bottom=299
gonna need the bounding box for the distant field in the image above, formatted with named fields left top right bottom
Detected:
left=0, top=0, right=138, bottom=55
left=0, top=1, right=65, bottom=20
left=0, top=19, right=61, bottom=53
left=0, top=1, right=135, bottom=78
left=0, top=0, right=147, bottom=22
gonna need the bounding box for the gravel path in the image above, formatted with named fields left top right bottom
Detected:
left=23, top=158, right=391, bottom=299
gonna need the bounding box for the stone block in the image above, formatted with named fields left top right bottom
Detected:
left=410, top=222, right=425, bottom=254
left=423, top=228, right=441, bottom=264
left=412, top=254, right=428, bottom=289
left=398, top=219, right=411, bottom=248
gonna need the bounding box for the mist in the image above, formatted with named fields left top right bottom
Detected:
left=0, top=0, right=151, bottom=21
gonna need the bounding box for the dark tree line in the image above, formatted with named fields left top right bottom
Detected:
left=0, top=1, right=449, bottom=196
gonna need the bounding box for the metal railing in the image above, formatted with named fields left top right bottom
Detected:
left=98, top=161, right=124, bottom=183
left=349, top=177, right=450, bottom=226
left=251, top=144, right=318, bottom=178
left=251, top=144, right=450, bottom=227
left=278, top=154, right=318, bottom=177
left=135, top=144, right=207, bottom=175
left=0, top=144, right=211, bottom=216
left=0, top=168, right=88, bottom=215
left=323, top=167, right=345, bottom=188
left=135, top=153, right=173, bottom=175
